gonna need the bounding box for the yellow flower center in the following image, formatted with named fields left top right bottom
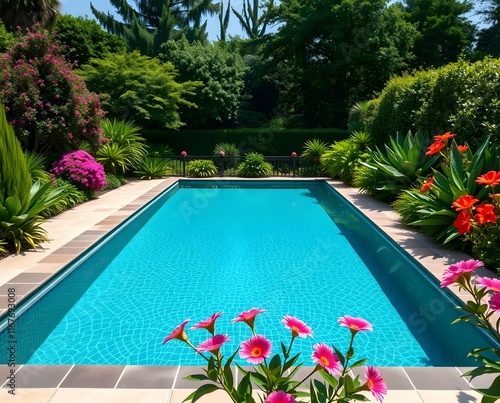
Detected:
left=251, top=347, right=262, bottom=357
left=320, top=356, right=329, bottom=366
left=350, top=324, right=359, bottom=330
left=368, top=379, right=374, bottom=389
left=291, top=326, right=300, bottom=333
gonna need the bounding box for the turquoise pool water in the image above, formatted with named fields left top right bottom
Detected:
left=0, top=180, right=495, bottom=366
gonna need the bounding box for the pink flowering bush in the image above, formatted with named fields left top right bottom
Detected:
left=51, top=150, right=107, bottom=194
left=0, top=26, right=106, bottom=154
left=162, top=309, right=387, bottom=402
left=441, top=259, right=500, bottom=400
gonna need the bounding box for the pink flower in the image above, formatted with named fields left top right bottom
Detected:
left=196, top=334, right=230, bottom=355
left=477, top=277, right=500, bottom=293
left=219, top=150, right=225, bottom=156
left=239, top=335, right=272, bottom=364
left=266, top=390, right=297, bottom=403
left=190, top=312, right=222, bottom=335
left=162, top=319, right=190, bottom=344
left=291, top=152, right=297, bottom=157
left=365, top=366, right=387, bottom=402
left=232, top=308, right=266, bottom=331
left=338, top=316, right=373, bottom=334
left=440, top=259, right=484, bottom=288
left=490, top=294, right=500, bottom=312
left=282, top=315, right=313, bottom=338
left=312, top=343, right=341, bottom=376
left=181, top=151, right=187, bottom=157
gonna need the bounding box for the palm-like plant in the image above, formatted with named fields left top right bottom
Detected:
left=24, top=150, right=51, bottom=183
left=301, top=138, right=328, bottom=176
left=134, top=157, right=171, bottom=179
left=0, top=0, right=61, bottom=31
left=232, top=0, right=273, bottom=40
left=96, top=119, right=147, bottom=175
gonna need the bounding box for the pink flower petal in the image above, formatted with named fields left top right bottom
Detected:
left=196, top=334, right=230, bottom=354
left=282, top=315, right=313, bottom=338
left=239, top=334, right=272, bottom=365
left=338, top=315, right=373, bottom=333
left=311, top=343, right=341, bottom=376
left=162, top=319, right=190, bottom=344
left=365, top=366, right=387, bottom=402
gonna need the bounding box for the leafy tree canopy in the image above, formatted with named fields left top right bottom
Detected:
left=264, top=0, right=416, bottom=128
left=402, top=0, right=475, bottom=68
left=161, top=38, right=247, bottom=128
left=79, top=50, right=200, bottom=129
left=0, top=0, right=60, bottom=32
left=54, top=15, right=126, bottom=66
left=476, top=0, right=500, bottom=57
left=90, top=0, right=219, bottom=56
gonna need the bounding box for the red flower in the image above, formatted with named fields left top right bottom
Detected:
left=420, top=176, right=434, bottom=193
left=474, top=204, right=497, bottom=225
left=451, top=195, right=479, bottom=211
left=434, top=131, right=456, bottom=142
left=476, top=171, right=500, bottom=187
left=457, top=145, right=468, bottom=153
left=425, top=140, right=446, bottom=156
left=453, top=211, right=472, bottom=234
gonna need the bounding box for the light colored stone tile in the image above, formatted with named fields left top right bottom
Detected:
left=418, top=389, right=483, bottom=402
left=0, top=388, right=57, bottom=402
left=50, top=388, right=170, bottom=403
left=169, top=389, right=232, bottom=403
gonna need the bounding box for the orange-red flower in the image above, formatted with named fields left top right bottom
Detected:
left=451, top=195, right=480, bottom=211
left=434, top=131, right=456, bottom=142
left=453, top=211, right=472, bottom=234
left=457, top=145, right=468, bottom=153
left=476, top=171, right=500, bottom=187
left=425, top=140, right=446, bottom=156
left=474, top=204, right=498, bottom=225
left=490, top=193, right=500, bottom=204
left=420, top=176, right=434, bottom=193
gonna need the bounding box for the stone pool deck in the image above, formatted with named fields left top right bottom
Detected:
left=0, top=177, right=496, bottom=402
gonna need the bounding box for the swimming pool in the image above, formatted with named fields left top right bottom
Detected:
left=0, top=180, right=495, bottom=366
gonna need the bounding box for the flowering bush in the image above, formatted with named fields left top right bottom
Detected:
left=51, top=150, right=107, bottom=193
left=451, top=171, right=500, bottom=270
left=440, top=259, right=500, bottom=400
left=0, top=26, right=106, bottom=154
left=162, top=308, right=387, bottom=402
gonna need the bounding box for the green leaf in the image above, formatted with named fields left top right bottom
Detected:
left=189, top=384, right=220, bottom=402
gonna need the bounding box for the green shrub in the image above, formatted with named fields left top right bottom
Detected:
left=321, top=141, right=368, bottom=185
left=354, top=130, right=439, bottom=202
left=41, top=179, right=89, bottom=218
left=347, top=101, right=369, bottom=132
left=365, top=58, right=500, bottom=149
left=213, top=142, right=240, bottom=157
left=0, top=105, right=31, bottom=206
left=187, top=159, right=218, bottom=178
left=147, top=143, right=174, bottom=158
left=96, top=119, right=147, bottom=175
left=237, top=153, right=273, bottom=177
left=103, top=173, right=123, bottom=190
left=134, top=157, right=171, bottom=179
left=24, top=151, right=51, bottom=183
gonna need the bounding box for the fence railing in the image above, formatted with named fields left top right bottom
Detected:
left=154, top=155, right=322, bottom=177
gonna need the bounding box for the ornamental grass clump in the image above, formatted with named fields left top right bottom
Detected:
left=162, top=308, right=387, bottom=402
left=51, top=150, right=107, bottom=194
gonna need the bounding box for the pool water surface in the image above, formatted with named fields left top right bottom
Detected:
left=0, top=180, right=494, bottom=367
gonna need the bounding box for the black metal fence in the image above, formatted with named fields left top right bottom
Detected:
left=157, top=155, right=322, bottom=177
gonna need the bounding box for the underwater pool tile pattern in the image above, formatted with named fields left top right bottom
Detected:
left=0, top=177, right=496, bottom=402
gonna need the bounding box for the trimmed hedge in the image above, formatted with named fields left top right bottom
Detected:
left=141, top=128, right=350, bottom=156
left=365, top=58, right=500, bottom=148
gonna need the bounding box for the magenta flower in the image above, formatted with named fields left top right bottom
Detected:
left=232, top=308, right=266, bottom=331
left=312, top=343, right=341, bottom=376
left=291, top=152, right=297, bottom=157
left=490, top=294, right=500, bottom=312
left=190, top=312, right=222, bottom=335
left=440, top=259, right=484, bottom=288
left=477, top=277, right=500, bottom=293
left=239, top=335, right=272, bottom=364
left=365, top=366, right=387, bottom=402
left=282, top=315, right=313, bottom=338
left=338, top=316, right=373, bottom=334
left=266, top=390, right=297, bottom=403
left=181, top=150, right=187, bottom=157
left=196, top=334, right=230, bottom=355
left=162, top=319, right=190, bottom=344
left=219, top=150, right=225, bottom=156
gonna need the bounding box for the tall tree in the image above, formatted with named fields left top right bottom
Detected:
left=476, top=0, right=500, bottom=57
left=90, top=0, right=219, bottom=56
left=232, top=0, right=273, bottom=39
left=403, top=0, right=475, bottom=68
left=264, top=0, right=415, bottom=128
left=218, top=0, right=231, bottom=41
left=0, top=0, right=60, bottom=32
